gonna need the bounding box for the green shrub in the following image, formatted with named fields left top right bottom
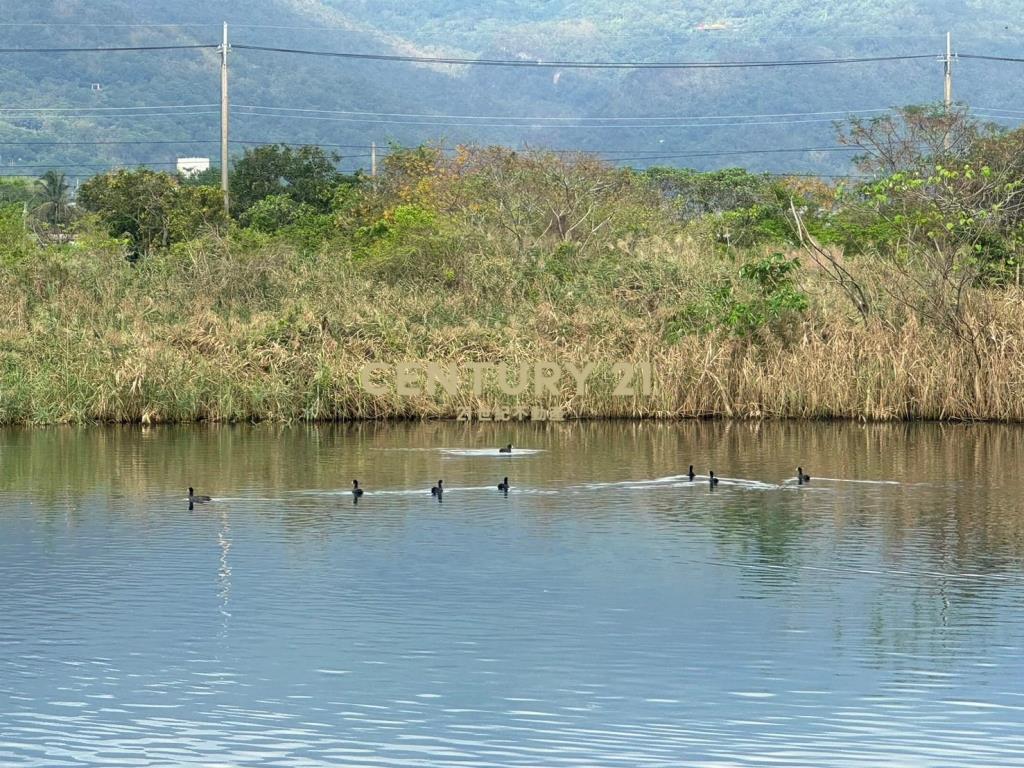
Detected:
left=0, top=204, right=35, bottom=265
left=667, top=252, right=807, bottom=340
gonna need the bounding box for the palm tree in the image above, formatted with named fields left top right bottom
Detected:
left=34, top=170, right=71, bottom=229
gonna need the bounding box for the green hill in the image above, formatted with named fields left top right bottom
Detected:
left=2, top=1, right=1023, bottom=179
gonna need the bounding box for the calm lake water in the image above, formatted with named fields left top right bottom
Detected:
left=2, top=421, right=1024, bottom=767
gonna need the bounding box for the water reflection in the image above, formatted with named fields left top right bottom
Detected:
left=217, top=509, right=232, bottom=641
left=1, top=421, right=1024, bottom=766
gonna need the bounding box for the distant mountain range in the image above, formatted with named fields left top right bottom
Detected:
left=2, top=0, right=1023, bottom=180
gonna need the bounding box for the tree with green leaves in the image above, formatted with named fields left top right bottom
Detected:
left=78, top=169, right=227, bottom=258
left=645, top=167, right=780, bottom=219
left=644, top=166, right=804, bottom=247
left=230, top=144, right=345, bottom=218
left=34, top=171, right=72, bottom=229
left=794, top=106, right=1024, bottom=364
left=181, top=166, right=221, bottom=187
left=0, top=178, right=38, bottom=207
left=836, top=104, right=1002, bottom=177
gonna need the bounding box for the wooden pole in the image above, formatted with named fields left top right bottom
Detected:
left=221, top=22, right=230, bottom=215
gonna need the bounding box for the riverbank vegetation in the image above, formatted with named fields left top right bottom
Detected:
left=1, top=104, right=1023, bottom=424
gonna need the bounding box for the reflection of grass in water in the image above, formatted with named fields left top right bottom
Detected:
left=3, top=420, right=1024, bottom=575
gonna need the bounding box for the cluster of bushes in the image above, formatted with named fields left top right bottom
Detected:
left=51, top=140, right=810, bottom=265
left=0, top=171, right=73, bottom=238
left=11, top=107, right=1024, bottom=321
left=70, top=144, right=358, bottom=259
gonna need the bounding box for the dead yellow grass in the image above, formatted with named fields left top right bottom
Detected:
left=1, top=230, right=1023, bottom=424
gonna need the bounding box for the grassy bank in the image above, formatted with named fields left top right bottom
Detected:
left=2, top=226, right=1023, bottom=424
left=2, top=138, right=1024, bottom=424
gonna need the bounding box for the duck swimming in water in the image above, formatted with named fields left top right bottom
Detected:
left=431, top=480, right=444, bottom=496
left=498, top=477, right=509, bottom=491
left=352, top=479, right=365, bottom=497
left=797, top=467, right=810, bottom=485
left=499, top=443, right=512, bottom=453
left=188, top=487, right=211, bottom=504
left=708, top=471, right=720, bottom=487
left=687, top=465, right=695, bottom=481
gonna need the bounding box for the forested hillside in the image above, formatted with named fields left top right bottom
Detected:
left=2, top=1, right=1024, bottom=178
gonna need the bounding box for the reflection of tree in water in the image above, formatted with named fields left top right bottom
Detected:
left=855, top=563, right=1019, bottom=672
left=706, top=497, right=809, bottom=573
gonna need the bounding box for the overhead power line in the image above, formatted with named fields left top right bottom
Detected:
left=231, top=44, right=939, bottom=70
left=388, top=142, right=862, bottom=158
left=0, top=139, right=377, bottom=148
left=0, top=40, right=940, bottom=69
left=0, top=23, right=943, bottom=42
left=232, top=104, right=893, bottom=122
left=603, top=146, right=861, bottom=162
left=968, top=112, right=1024, bottom=122
left=0, top=141, right=860, bottom=158
left=0, top=139, right=218, bottom=146
left=0, top=160, right=370, bottom=171
left=230, top=108, right=854, bottom=129
left=972, top=106, right=1024, bottom=114
left=230, top=139, right=378, bottom=149
left=229, top=141, right=859, bottom=157
left=0, top=44, right=216, bottom=53
left=0, top=158, right=860, bottom=178
left=0, top=110, right=222, bottom=120
left=958, top=53, right=1024, bottom=63
left=10, top=31, right=1024, bottom=184
left=0, top=23, right=216, bottom=28
left=0, top=161, right=182, bottom=169
left=0, top=103, right=887, bottom=122
left=0, top=104, right=218, bottom=113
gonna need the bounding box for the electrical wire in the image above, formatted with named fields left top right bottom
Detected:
left=972, top=106, right=1024, bottom=114
left=596, top=146, right=861, bottom=163
left=0, top=161, right=181, bottom=169
left=0, top=139, right=218, bottom=146
left=230, top=108, right=854, bottom=129
left=0, top=140, right=865, bottom=159
left=232, top=103, right=894, bottom=122
left=959, top=53, right=1024, bottom=63
left=0, top=22, right=217, bottom=28
left=0, top=44, right=216, bottom=53
left=0, top=104, right=218, bottom=113
left=0, top=111, right=221, bottom=119
left=232, top=43, right=940, bottom=70
left=230, top=139, right=377, bottom=148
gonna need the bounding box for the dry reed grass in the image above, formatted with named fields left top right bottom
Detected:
left=2, top=221, right=1023, bottom=425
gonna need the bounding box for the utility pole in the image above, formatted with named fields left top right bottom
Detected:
left=943, top=31, right=953, bottom=109
left=371, top=142, right=377, bottom=177
left=220, top=22, right=230, bottom=215
left=941, top=31, right=953, bottom=152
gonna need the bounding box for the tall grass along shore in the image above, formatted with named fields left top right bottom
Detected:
left=3, top=110, right=1024, bottom=424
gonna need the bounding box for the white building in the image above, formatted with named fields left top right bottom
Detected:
left=177, top=157, right=211, bottom=177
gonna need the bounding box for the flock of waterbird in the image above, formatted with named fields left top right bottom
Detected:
left=185, top=443, right=813, bottom=507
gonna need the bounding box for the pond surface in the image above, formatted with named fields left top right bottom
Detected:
left=2, top=421, right=1024, bottom=767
